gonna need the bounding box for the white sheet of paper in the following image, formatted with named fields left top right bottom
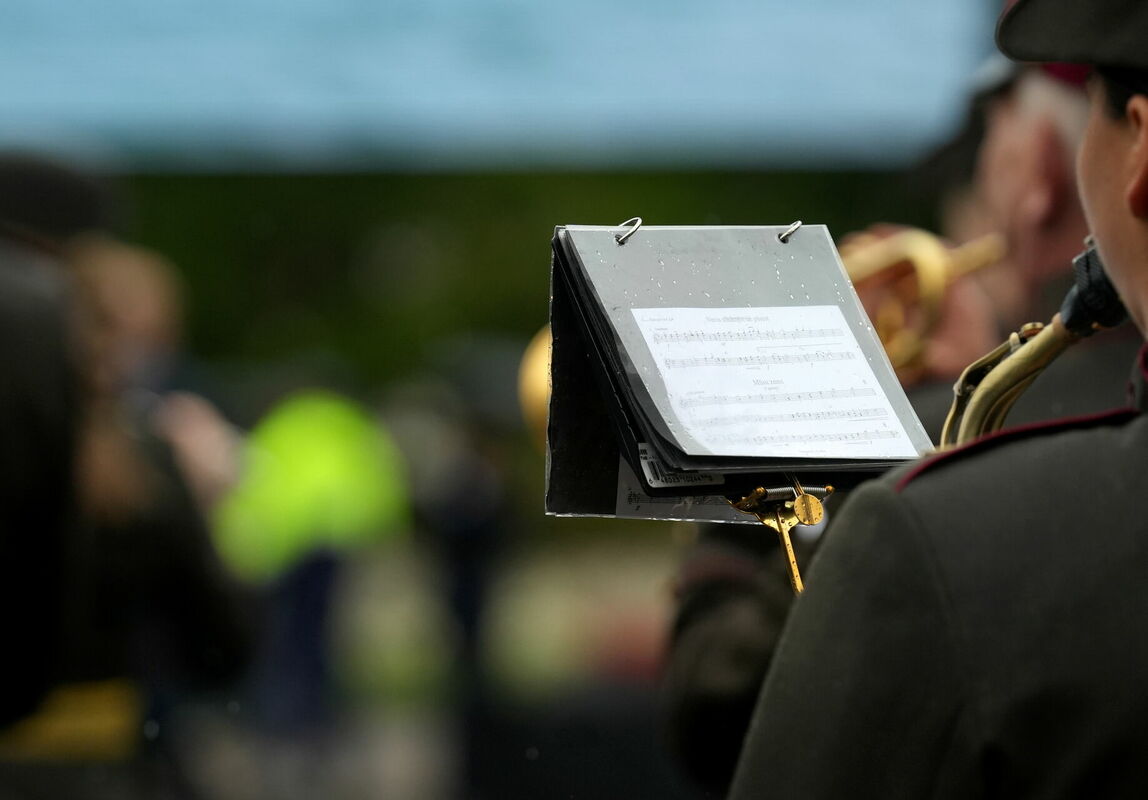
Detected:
left=631, top=305, right=918, bottom=458
left=613, top=457, right=755, bottom=524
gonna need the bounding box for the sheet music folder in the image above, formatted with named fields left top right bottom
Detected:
left=547, top=222, right=931, bottom=525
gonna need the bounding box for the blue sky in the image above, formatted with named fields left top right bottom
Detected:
left=2, top=0, right=996, bottom=170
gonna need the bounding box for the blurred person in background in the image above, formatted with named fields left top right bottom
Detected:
left=212, top=382, right=409, bottom=799
left=0, top=237, right=79, bottom=730
left=0, top=153, right=254, bottom=800
left=71, top=237, right=242, bottom=515
left=384, top=337, right=522, bottom=799
left=662, top=59, right=1142, bottom=798
left=412, top=333, right=699, bottom=800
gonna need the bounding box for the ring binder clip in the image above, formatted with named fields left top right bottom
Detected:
left=778, top=220, right=803, bottom=243
left=614, top=217, right=643, bottom=245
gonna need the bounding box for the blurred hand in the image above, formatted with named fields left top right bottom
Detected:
left=153, top=392, right=242, bottom=512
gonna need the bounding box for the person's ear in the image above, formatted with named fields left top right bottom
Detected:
left=1124, top=95, right=1148, bottom=219
left=1019, top=118, right=1068, bottom=230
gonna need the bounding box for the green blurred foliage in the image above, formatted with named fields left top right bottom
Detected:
left=124, top=170, right=933, bottom=386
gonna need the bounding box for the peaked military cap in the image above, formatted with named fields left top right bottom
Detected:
left=998, top=0, right=1148, bottom=70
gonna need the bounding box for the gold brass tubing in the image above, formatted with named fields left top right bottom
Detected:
left=939, top=338, right=1015, bottom=448
left=518, top=325, right=552, bottom=452
left=843, top=229, right=950, bottom=312
left=947, top=232, right=1008, bottom=280
left=955, top=316, right=1078, bottom=445
left=842, top=230, right=1006, bottom=373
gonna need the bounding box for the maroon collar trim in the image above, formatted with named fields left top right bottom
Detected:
left=895, top=405, right=1139, bottom=493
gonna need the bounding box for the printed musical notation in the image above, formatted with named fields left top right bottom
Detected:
left=692, top=407, right=886, bottom=428
left=651, top=326, right=842, bottom=344
left=623, top=491, right=732, bottom=507
left=710, top=429, right=899, bottom=447
left=631, top=305, right=918, bottom=459
left=680, top=387, right=877, bottom=408
left=664, top=350, right=855, bottom=369
left=613, top=456, right=753, bottom=525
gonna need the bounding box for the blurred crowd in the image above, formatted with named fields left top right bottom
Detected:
left=0, top=154, right=509, bottom=800
left=0, top=152, right=693, bottom=800
left=0, top=154, right=414, bottom=799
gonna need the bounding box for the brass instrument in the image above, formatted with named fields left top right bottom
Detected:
left=518, top=325, right=551, bottom=451
left=940, top=243, right=1129, bottom=447
left=840, top=229, right=1006, bottom=378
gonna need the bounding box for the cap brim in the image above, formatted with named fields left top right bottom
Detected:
left=998, top=0, right=1148, bottom=71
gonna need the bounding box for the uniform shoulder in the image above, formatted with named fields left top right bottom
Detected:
left=894, top=406, right=1140, bottom=494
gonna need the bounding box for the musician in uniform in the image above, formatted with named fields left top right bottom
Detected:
left=724, top=0, right=1148, bottom=795
left=664, top=21, right=1148, bottom=799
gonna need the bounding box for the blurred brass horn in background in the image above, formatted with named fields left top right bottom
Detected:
left=839, top=229, right=1006, bottom=376
left=518, top=325, right=551, bottom=451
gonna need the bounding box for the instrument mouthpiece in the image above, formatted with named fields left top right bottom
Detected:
left=1059, top=245, right=1128, bottom=336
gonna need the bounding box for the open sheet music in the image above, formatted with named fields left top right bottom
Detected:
left=630, top=306, right=917, bottom=459
left=546, top=222, right=930, bottom=524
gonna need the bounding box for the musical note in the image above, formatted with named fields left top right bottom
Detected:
left=710, top=429, right=901, bottom=447
left=624, top=491, right=733, bottom=507
left=631, top=305, right=919, bottom=459
left=690, top=407, right=887, bottom=427
left=664, top=350, right=855, bottom=369
left=651, top=326, right=842, bottom=344
left=679, top=387, right=877, bottom=408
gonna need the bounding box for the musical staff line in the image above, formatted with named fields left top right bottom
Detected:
left=651, top=327, right=843, bottom=344
left=624, top=492, right=732, bottom=507
left=691, top=407, right=887, bottom=427
left=711, top=429, right=899, bottom=446
left=679, top=387, right=877, bottom=408
left=664, top=350, right=855, bottom=369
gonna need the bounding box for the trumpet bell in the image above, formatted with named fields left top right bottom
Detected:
left=839, top=229, right=1006, bottom=379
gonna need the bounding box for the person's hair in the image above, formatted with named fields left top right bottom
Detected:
left=0, top=153, right=119, bottom=250
left=1096, top=66, right=1148, bottom=119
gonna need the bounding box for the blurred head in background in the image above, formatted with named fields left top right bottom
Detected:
left=0, top=152, right=120, bottom=251
left=71, top=238, right=186, bottom=395
left=975, top=65, right=1090, bottom=326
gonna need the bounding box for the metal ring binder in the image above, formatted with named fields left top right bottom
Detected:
left=614, top=217, right=643, bottom=245
left=778, top=220, right=803, bottom=243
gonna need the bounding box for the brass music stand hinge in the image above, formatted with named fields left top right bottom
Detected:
left=729, top=477, right=833, bottom=595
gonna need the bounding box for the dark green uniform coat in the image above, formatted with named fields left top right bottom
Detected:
left=663, top=332, right=1142, bottom=796
left=728, top=346, right=1148, bottom=798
